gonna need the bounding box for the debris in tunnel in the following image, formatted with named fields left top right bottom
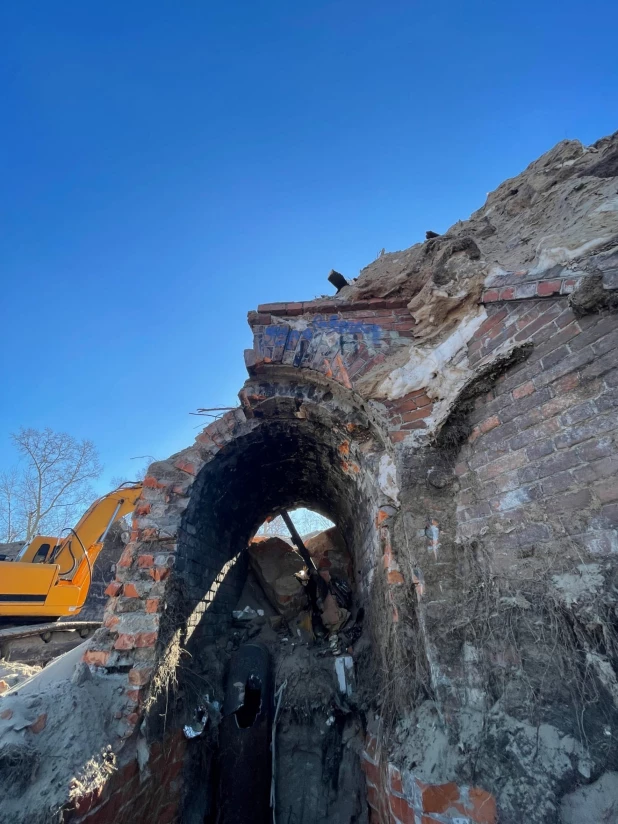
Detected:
left=217, top=642, right=272, bottom=824
left=248, top=536, right=309, bottom=620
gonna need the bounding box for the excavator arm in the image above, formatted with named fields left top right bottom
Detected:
left=0, top=483, right=143, bottom=619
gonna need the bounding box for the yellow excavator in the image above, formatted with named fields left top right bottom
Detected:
left=0, top=483, right=142, bottom=620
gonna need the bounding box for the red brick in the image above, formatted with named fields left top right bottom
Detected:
left=150, top=566, right=170, bottom=582
left=389, top=765, right=403, bottom=795
left=28, top=713, right=47, bottom=734
left=157, top=802, right=181, bottom=824
left=117, top=548, right=135, bottom=569
left=389, top=431, right=407, bottom=443
left=392, top=398, right=419, bottom=413
left=365, top=734, right=380, bottom=762
left=114, top=633, right=136, bottom=650
left=499, top=286, right=516, bottom=300
left=143, top=475, right=165, bottom=489
left=361, top=755, right=382, bottom=786
left=537, top=279, right=562, bottom=296
left=285, top=302, right=304, bottom=316
left=137, top=554, right=155, bottom=568
left=414, top=393, right=432, bottom=408
left=146, top=598, right=161, bottom=613
left=421, top=782, right=460, bottom=813
left=367, top=783, right=382, bottom=811
left=479, top=415, right=500, bottom=434
left=553, top=372, right=580, bottom=393
left=105, top=581, right=123, bottom=597
left=387, top=570, right=404, bottom=585
left=402, top=407, right=432, bottom=423
left=84, top=650, right=111, bottom=667
left=123, top=583, right=140, bottom=598
left=482, top=290, right=500, bottom=303
left=389, top=793, right=416, bottom=824
left=400, top=420, right=427, bottom=430
left=467, top=787, right=497, bottom=824
left=468, top=426, right=482, bottom=444
left=135, top=502, right=151, bottom=517
left=512, top=380, right=535, bottom=399
left=174, top=458, right=197, bottom=475
left=128, top=666, right=153, bottom=686
left=135, top=632, right=158, bottom=648
left=257, top=302, right=287, bottom=313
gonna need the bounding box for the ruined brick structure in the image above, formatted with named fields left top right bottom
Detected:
left=12, top=133, right=618, bottom=824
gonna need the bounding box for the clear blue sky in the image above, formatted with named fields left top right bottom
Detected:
left=1, top=0, right=616, bottom=491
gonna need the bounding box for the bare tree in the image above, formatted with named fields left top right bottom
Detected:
left=0, top=428, right=103, bottom=542
left=0, top=468, right=21, bottom=543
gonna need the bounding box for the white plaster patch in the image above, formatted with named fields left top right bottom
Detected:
left=378, top=453, right=400, bottom=505
left=529, top=236, right=614, bottom=276
left=551, top=564, right=604, bottom=607
left=377, top=308, right=487, bottom=402
left=484, top=263, right=510, bottom=287
left=593, top=196, right=618, bottom=213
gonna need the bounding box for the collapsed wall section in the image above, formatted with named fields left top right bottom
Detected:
left=54, top=131, right=618, bottom=824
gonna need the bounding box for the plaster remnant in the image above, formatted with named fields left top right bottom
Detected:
left=377, top=309, right=487, bottom=402
left=378, top=453, right=400, bottom=505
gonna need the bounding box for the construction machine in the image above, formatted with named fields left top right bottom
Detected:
left=0, top=483, right=142, bottom=620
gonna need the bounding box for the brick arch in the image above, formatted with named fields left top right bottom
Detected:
left=85, top=367, right=404, bottom=746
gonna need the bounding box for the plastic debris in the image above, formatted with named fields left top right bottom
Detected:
left=183, top=706, right=208, bottom=739
left=334, top=655, right=354, bottom=697
left=232, top=606, right=259, bottom=622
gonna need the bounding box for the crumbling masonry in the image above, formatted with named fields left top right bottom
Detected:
left=5, top=132, right=618, bottom=824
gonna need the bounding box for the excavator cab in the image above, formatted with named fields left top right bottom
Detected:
left=0, top=483, right=142, bottom=620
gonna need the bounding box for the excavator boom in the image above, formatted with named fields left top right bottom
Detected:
left=0, top=483, right=142, bottom=619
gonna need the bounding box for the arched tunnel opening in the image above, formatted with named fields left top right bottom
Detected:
left=156, top=408, right=390, bottom=824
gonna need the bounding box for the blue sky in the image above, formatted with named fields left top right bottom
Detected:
left=1, top=0, right=617, bottom=491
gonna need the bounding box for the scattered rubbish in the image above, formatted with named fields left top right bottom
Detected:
left=232, top=606, right=259, bottom=622
left=184, top=707, right=208, bottom=739
left=294, top=610, right=315, bottom=644
left=330, top=577, right=352, bottom=611
left=343, top=607, right=364, bottom=646
left=327, top=269, right=349, bottom=292
left=334, top=655, right=354, bottom=697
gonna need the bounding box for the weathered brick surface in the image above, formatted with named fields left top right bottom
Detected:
left=362, top=731, right=496, bottom=824
left=457, top=304, right=618, bottom=570
left=65, top=731, right=185, bottom=824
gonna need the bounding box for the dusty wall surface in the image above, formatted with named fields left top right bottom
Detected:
left=6, top=131, right=617, bottom=824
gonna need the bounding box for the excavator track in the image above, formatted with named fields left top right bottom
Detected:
left=0, top=620, right=100, bottom=667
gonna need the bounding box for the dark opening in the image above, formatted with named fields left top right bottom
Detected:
left=234, top=674, right=263, bottom=728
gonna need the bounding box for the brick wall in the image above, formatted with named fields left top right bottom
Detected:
left=65, top=731, right=185, bottom=824
left=246, top=296, right=434, bottom=443
left=458, top=300, right=618, bottom=567
left=361, top=729, right=496, bottom=824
